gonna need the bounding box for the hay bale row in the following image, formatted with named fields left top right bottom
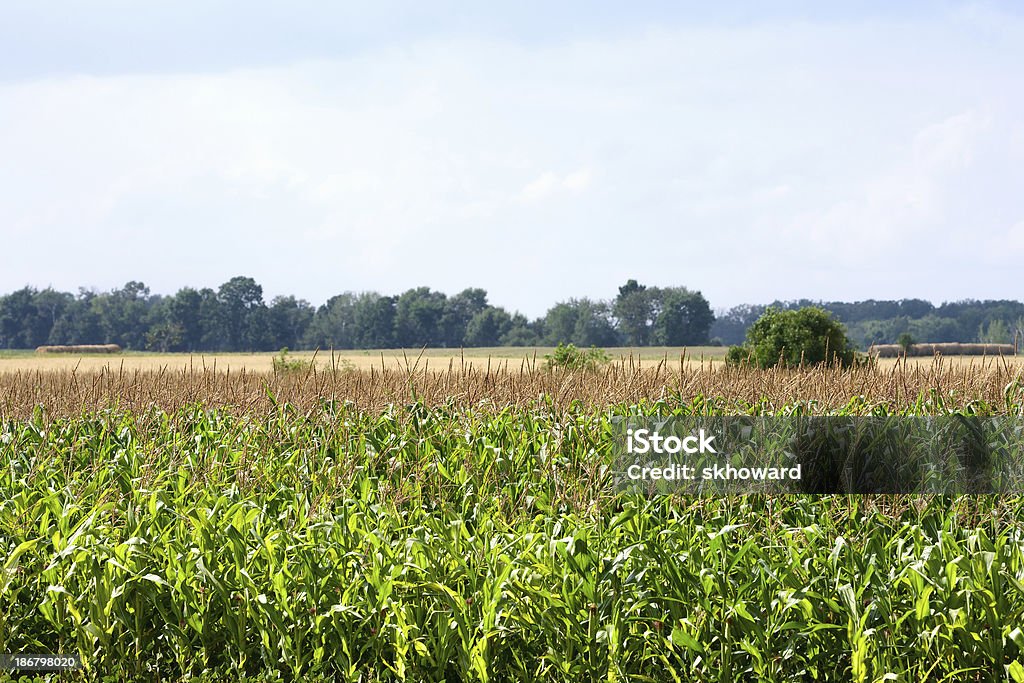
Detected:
left=868, top=343, right=1016, bottom=357
left=35, top=344, right=122, bottom=355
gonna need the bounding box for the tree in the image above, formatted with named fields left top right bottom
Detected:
left=500, top=313, right=540, bottom=346
left=197, top=288, right=224, bottom=351
left=978, top=319, right=1010, bottom=344
left=571, top=299, right=619, bottom=347
left=464, top=308, right=512, bottom=347
left=268, top=296, right=314, bottom=350
left=394, top=287, right=447, bottom=347
left=216, top=277, right=265, bottom=351
left=897, top=333, right=915, bottom=356
left=709, top=304, right=766, bottom=346
left=165, top=288, right=205, bottom=351
left=0, top=288, right=40, bottom=348
left=88, top=281, right=153, bottom=349
left=305, top=293, right=358, bottom=349
left=613, top=280, right=654, bottom=346
left=439, top=288, right=489, bottom=347
left=541, top=302, right=579, bottom=346
left=49, top=291, right=103, bottom=345
left=542, top=299, right=619, bottom=347
left=727, top=307, right=857, bottom=368
left=146, top=322, right=185, bottom=352
left=651, top=287, right=714, bottom=346
left=351, top=293, right=397, bottom=348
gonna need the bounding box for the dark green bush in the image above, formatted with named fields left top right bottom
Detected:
left=543, top=343, right=610, bottom=371
left=725, top=306, right=857, bottom=368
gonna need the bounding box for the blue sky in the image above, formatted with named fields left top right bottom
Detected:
left=1, top=2, right=1022, bottom=316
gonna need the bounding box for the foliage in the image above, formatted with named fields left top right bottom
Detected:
left=542, top=299, right=619, bottom=348
left=979, top=319, right=1011, bottom=344
left=727, top=307, right=858, bottom=368
left=897, top=332, right=915, bottom=354
left=614, top=280, right=715, bottom=346
left=6, top=279, right=1024, bottom=354
left=713, top=299, right=1024, bottom=349
left=613, top=279, right=653, bottom=346
left=543, top=343, right=611, bottom=371
left=2, top=398, right=1024, bottom=680
left=271, top=347, right=309, bottom=374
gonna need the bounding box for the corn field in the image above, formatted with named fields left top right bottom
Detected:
left=3, top=362, right=1024, bottom=681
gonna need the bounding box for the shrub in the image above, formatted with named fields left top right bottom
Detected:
left=272, top=347, right=310, bottom=374
left=897, top=332, right=915, bottom=355
left=725, top=344, right=751, bottom=365
left=726, top=307, right=857, bottom=368
left=544, top=343, right=611, bottom=371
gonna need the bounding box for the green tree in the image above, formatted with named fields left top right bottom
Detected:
left=216, top=276, right=265, bottom=351
left=439, top=288, right=489, bottom=347
left=49, top=291, right=103, bottom=345
left=305, top=293, right=358, bottom=349
left=500, top=313, right=540, bottom=346
left=0, top=288, right=40, bottom=348
left=651, top=287, right=715, bottom=346
left=543, top=299, right=619, bottom=347
left=897, top=332, right=915, bottom=355
left=978, top=319, right=1010, bottom=344
left=268, top=296, right=314, bottom=350
left=146, top=322, right=185, bottom=352
left=351, top=292, right=397, bottom=348
left=394, top=287, right=447, bottom=347
left=727, top=306, right=857, bottom=368
left=613, top=280, right=653, bottom=346
left=464, top=307, right=512, bottom=347
left=197, top=288, right=224, bottom=351
left=165, top=288, right=205, bottom=351
left=92, top=281, right=153, bottom=349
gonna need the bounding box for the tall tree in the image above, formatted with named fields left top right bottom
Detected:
left=464, top=307, right=512, bottom=347
left=0, top=288, right=41, bottom=348
left=543, top=299, right=619, bottom=347
left=268, top=296, right=314, bottom=350
left=160, top=288, right=205, bottom=351
left=439, top=288, right=489, bottom=347
left=614, top=280, right=655, bottom=346
left=351, top=293, right=397, bottom=348
left=651, top=287, right=715, bottom=346
left=49, top=290, right=103, bottom=345
left=91, top=281, right=152, bottom=349
left=394, top=287, right=447, bottom=347
left=216, top=277, right=265, bottom=351
left=305, top=293, right=358, bottom=349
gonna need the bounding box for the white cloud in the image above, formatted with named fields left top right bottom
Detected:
left=1, top=14, right=1023, bottom=314
left=519, top=167, right=592, bottom=203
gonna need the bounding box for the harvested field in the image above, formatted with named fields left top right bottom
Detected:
left=0, top=347, right=727, bottom=374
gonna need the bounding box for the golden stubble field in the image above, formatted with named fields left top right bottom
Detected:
left=2, top=346, right=1022, bottom=374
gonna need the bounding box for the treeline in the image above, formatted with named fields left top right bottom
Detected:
left=712, top=299, right=1024, bottom=349
left=0, top=277, right=714, bottom=352
left=3, top=279, right=1020, bottom=352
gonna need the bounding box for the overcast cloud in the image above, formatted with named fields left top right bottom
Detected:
left=1, top=2, right=1022, bottom=317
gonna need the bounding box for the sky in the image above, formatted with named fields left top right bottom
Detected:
left=1, top=1, right=1022, bottom=317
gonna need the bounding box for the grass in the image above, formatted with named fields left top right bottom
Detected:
left=2, top=364, right=1024, bottom=680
